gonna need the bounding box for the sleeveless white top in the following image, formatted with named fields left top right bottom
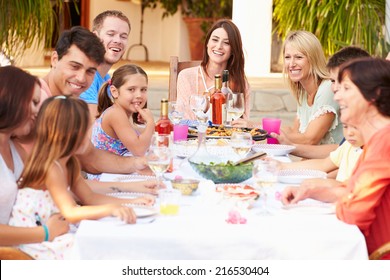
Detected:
left=0, top=140, right=24, bottom=224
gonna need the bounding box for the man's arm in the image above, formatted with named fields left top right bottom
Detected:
left=77, top=142, right=149, bottom=174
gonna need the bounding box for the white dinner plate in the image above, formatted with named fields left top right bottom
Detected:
left=281, top=201, right=336, bottom=215
left=107, top=192, right=146, bottom=199
left=101, top=174, right=156, bottom=182
left=122, top=205, right=159, bottom=218
left=277, top=169, right=327, bottom=184
left=252, top=144, right=296, bottom=156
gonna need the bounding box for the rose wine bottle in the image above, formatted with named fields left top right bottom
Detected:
left=210, top=74, right=226, bottom=125
left=155, top=98, right=173, bottom=171
left=155, top=98, right=173, bottom=136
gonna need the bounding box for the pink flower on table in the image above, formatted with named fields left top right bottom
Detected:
left=226, top=210, right=247, bottom=224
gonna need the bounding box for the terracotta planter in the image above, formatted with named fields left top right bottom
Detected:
left=183, top=17, right=215, bottom=60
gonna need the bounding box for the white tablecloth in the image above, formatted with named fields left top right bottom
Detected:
left=72, top=158, right=368, bottom=260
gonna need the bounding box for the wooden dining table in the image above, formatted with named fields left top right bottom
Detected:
left=70, top=153, right=368, bottom=260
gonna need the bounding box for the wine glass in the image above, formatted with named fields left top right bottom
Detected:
left=252, top=159, right=278, bottom=215
left=229, top=131, right=253, bottom=159
left=146, top=145, right=172, bottom=189
left=168, top=101, right=184, bottom=125
left=226, top=92, right=245, bottom=125
left=189, top=95, right=209, bottom=125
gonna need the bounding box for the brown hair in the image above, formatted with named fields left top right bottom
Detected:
left=201, top=19, right=247, bottom=94
left=0, top=66, right=40, bottom=132
left=19, top=97, right=90, bottom=188
left=338, top=57, right=390, bottom=117
left=97, top=64, right=148, bottom=123
left=92, top=10, right=131, bottom=32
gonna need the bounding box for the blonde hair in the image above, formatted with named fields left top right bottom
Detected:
left=19, top=97, right=90, bottom=189
left=283, top=30, right=329, bottom=104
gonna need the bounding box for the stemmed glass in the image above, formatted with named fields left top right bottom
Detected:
left=226, top=92, right=245, bottom=125
left=146, top=145, right=172, bottom=189
left=189, top=95, right=209, bottom=125
left=168, top=101, right=184, bottom=125
left=252, top=160, right=278, bottom=215
left=188, top=95, right=212, bottom=164
left=229, top=131, right=253, bottom=159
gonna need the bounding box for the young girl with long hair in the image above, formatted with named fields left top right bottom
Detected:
left=9, top=96, right=154, bottom=259
left=1, top=67, right=69, bottom=257
left=92, top=64, right=155, bottom=157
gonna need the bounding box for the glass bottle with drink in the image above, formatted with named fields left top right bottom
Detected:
left=210, top=74, right=226, bottom=125
left=221, top=70, right=233, bottom=125
left=154, top=98, right=173, bottom=171
left=155, top=98, right=173, bottom=137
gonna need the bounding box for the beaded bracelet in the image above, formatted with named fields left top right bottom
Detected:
left=42, top=224, right=49, bottom=242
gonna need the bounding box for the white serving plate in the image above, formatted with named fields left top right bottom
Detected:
left=277, top=169, right=327, bottom=184
left=252, top=144, right=296, bottom=156
left=100, top=174, right=156, bottom=182
left=106, top=192, right=146, bottom=199
left=122, top=205, right=159, bottom=218
left=281, top=200, right=336, bottom=215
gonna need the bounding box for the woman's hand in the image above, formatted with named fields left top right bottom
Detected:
left=281, top=186, right=310, bottom=205
left=269, top=128, right=294, bottom=145
left=46, top=213, right=70, bottom=241
left=128, top=180, right=164, bottom=195
left=231, top=118, right=255, bottom=128
left=129, top=196, right=155, bottom=206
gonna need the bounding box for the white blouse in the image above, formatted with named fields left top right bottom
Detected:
left=0, top=140, right=24, bottom=224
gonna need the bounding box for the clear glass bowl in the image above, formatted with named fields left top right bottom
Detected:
left=188, top=159, right=253, bottom=184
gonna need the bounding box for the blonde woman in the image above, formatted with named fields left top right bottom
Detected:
left=281, top=30, right=343, bottom=144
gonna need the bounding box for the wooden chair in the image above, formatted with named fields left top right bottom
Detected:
left=0, top=247, right=34, bottom=260
left=369, top=241, right=390, bottom=260
left=168, top=56, right=201, bottom=101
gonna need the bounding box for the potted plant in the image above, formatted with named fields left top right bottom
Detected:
left=273, top=0, right=389, bottom=57
left=0, top=0, right=78, bottom=61
left=146, top=0, right=232, bottom=59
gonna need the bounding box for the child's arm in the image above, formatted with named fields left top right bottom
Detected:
left=280, top=156, right=338, bottom=173
left=0, top=214, right=69, bottom=246
left=108, top=107, right=155, bottom=156
left=46, top=164, right=138, bottom=224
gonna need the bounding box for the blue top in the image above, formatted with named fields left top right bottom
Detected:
left=80, top=72, right=111, bottom=104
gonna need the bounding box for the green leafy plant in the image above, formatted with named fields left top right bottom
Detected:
left=273, top=0, right=389, bottom=57
left=0, top=0, right=78, bottom=59
left=145, top=0, right=232, bottom=19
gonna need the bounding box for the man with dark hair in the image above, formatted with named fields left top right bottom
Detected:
left=80, top=10, right=131, bottom=121
left=41, top=26, right=105, bottom=99
left=272, top=46, right=370, bottom=159
left=19, top=26, right=151, bottom=179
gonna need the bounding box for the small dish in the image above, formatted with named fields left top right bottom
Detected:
left=277, top=169, right=327, bottom=184
left=252, top=144, right=296, bottom=156
left=171, top=178, right=200, bottom=195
